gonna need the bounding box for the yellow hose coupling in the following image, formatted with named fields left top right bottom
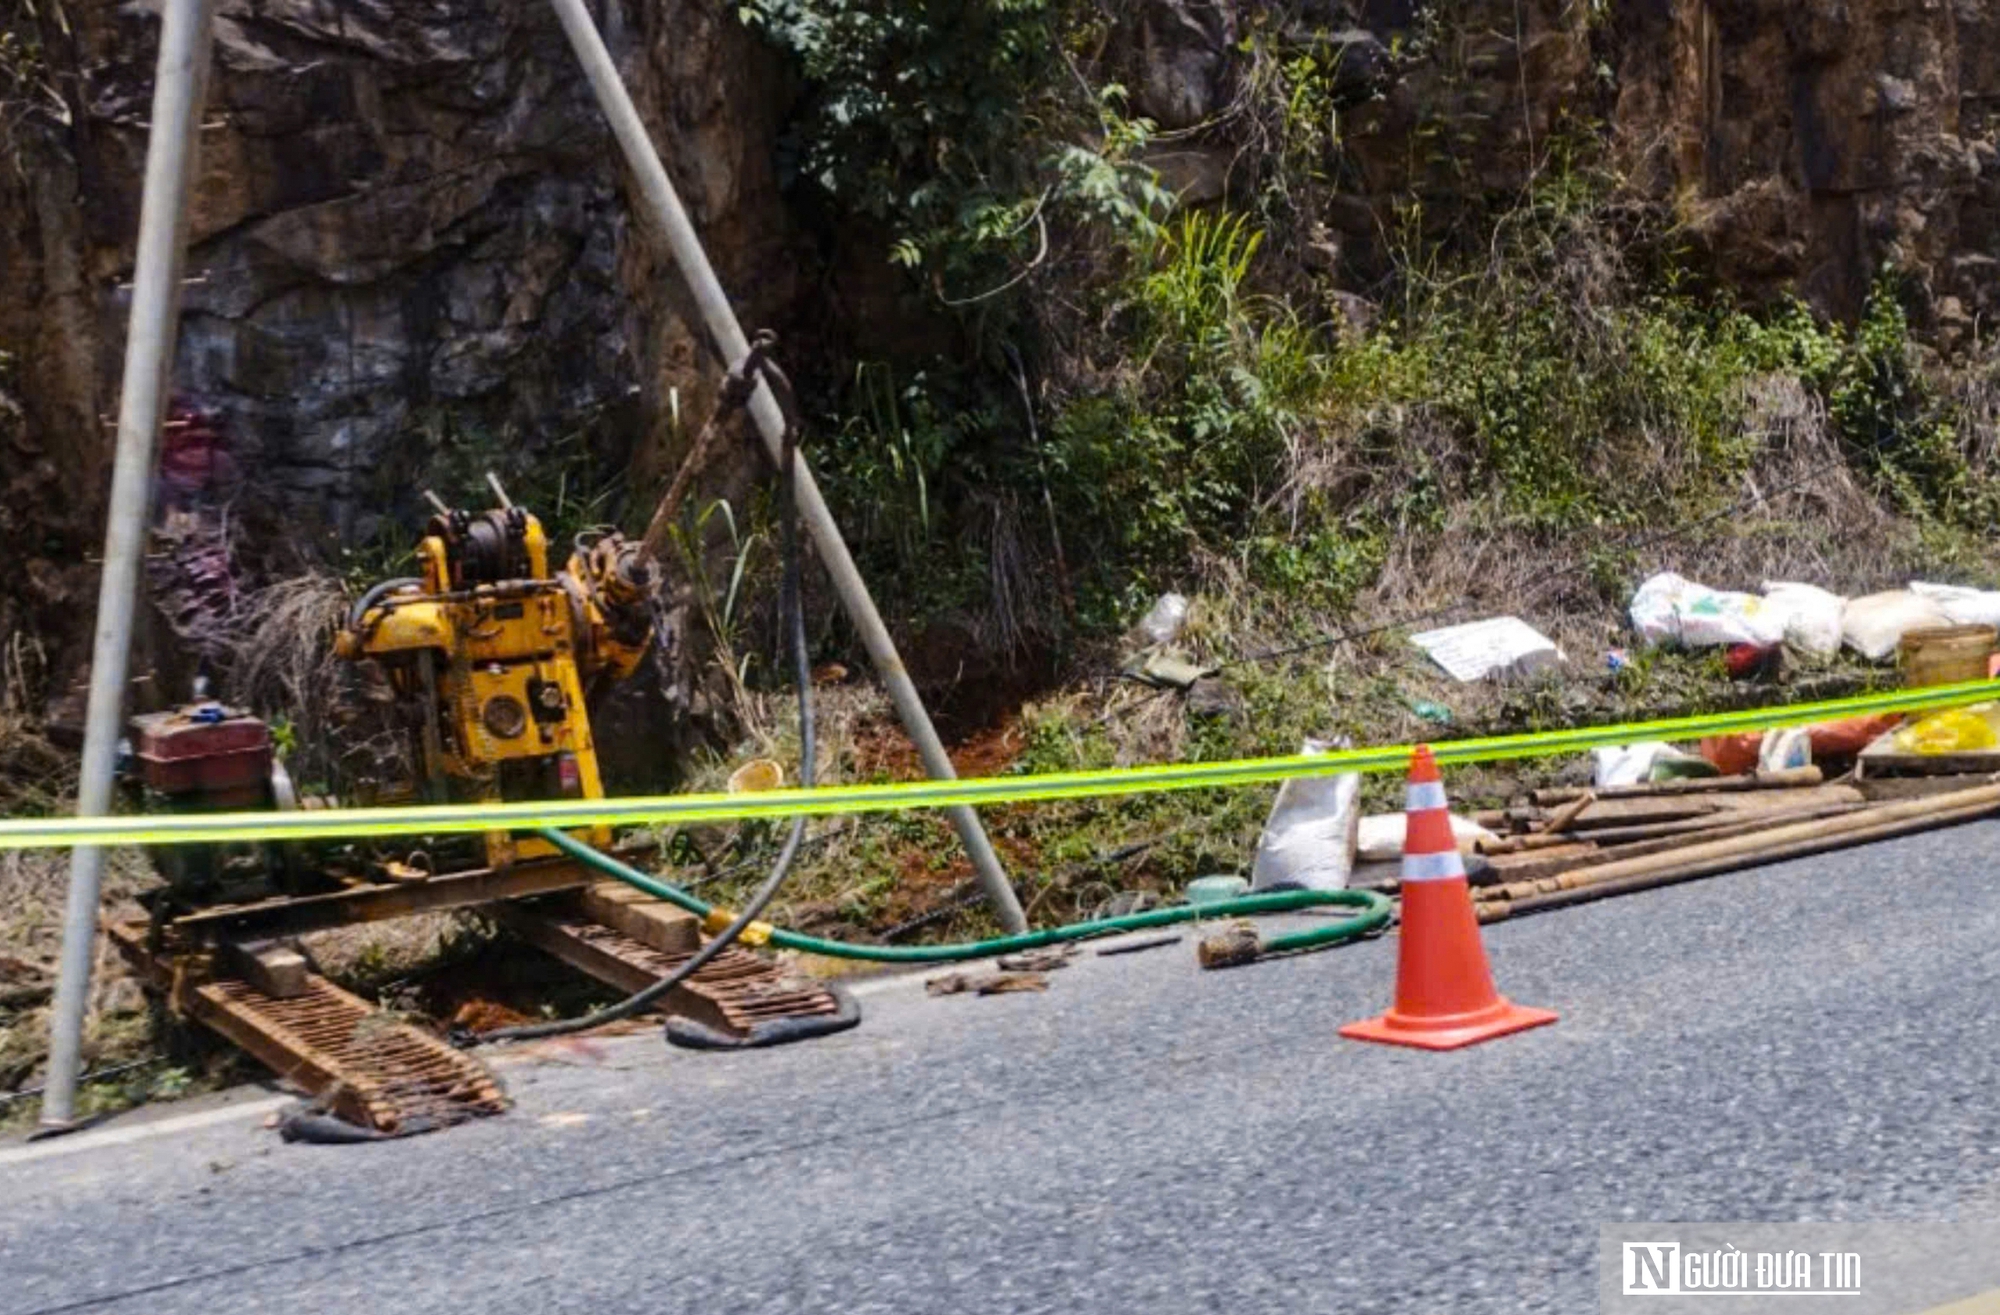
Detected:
left=701, top=908, right=774, bottom=946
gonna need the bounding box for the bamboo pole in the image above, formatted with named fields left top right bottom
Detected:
left=1476, top=782, right=2000, bottom=923
left=1528, top=766, right=1823, bottom=805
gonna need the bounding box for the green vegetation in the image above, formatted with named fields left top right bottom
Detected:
left=727, top=0, right=2000, bottom=655
left=631, top=0, right=2000, bottom=946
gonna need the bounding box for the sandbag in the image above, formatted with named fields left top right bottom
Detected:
left=1840, top=591, right=1952, bottom=660
left=1761, top=581, right=1846, bottom=657
left=1629, top=572, right=1787, bottom=648
left=1355, top=811, right=1496, bottom=863
left=1909, top=582, right=2000, bottom=630
left=1250, top=740, right=1360, bottom=891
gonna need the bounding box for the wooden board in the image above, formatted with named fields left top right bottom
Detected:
left=1858, top=749, right=2000, bottom=778
left=576, top=881, right=701, bottom=954
left=1705, top=784, right=1866, bottom=813
left=1855, top=773, right=2000, bottom=801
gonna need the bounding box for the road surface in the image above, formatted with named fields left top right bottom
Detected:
left=6, top=822, right=2000, bottom=1313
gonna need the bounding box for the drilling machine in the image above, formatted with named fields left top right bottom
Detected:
left=333, top=493, right=655, bottom=869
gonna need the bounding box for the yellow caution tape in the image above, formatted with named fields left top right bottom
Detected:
left=5, top=678, right=1994, bottom=850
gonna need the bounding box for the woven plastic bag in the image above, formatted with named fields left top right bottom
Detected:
left=1250, top=740, right=1360, bottom=892
left=1629, top=572, right=1786, bottom=648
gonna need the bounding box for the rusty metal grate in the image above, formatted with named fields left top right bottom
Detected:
left=497, top=906, right=845, bottom=1039
left=196, top=976, right=508, bottom=1135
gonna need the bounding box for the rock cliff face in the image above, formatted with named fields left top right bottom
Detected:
left=1126, top=0, right=2000, bottom=327
left=1611, top=0, right=1997, bottom=330
left=3, top=0, right=791, bottom=574
left=7, top=0, right=2000, bottom=675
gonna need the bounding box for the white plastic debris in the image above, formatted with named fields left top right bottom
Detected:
left=1355, top=811, right=1496, bottom=863
left=1760, top=581, right=1847, bottom=657
left=1592, top=741, right=1717, bottom=786
left=1408, top=616, right=1564, bottom=683
left=1840, top=591, right=1953, bottom=661
left=1629, top=572, right=1787, bottom=648
left=1758, top=725, right=1813, bottom=772
left=1137, top=593, right=1190, bottom=645
left=1592, top=742, right=1670, bottom=788
left=1250, top=739, right=1360, bottom=892
left=1908, top=582, right=2000, bottom=630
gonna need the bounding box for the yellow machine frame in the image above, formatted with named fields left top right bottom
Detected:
left=337, top=504, right=651, bottom=867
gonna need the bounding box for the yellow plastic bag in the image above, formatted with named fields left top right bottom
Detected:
left=1891, top=704, right=2000, bottom=755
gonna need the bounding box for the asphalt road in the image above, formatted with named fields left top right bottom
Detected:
left=6, top=823, right=2000, bottom=1314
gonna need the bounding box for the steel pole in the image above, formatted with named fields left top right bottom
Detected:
left=548, top=0, right=1027, bottom=932
left=40, top=0, right=216, bottom=1130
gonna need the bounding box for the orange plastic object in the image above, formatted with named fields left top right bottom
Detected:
left=1808, top=713, right=1903, bottom=757
left=1702, top=713, right=1907, bottom=774
left=1700, top=732, right=1761, bottom=775
left=1340, top=745, right=1558, bottom=1051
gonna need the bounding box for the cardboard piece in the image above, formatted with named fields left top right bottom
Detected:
left=1409, top=616, right=1564, bottom=683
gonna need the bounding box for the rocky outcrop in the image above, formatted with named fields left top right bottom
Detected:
left=1608, top=0, right=1992, bottom=325
left=14, top=0, right=2000, bottom=552
left=1118, top=0, right=2000, bottom=326
left=4, top=0, right=793, bottom=555
left=10, top=0, right=2000, bottom=705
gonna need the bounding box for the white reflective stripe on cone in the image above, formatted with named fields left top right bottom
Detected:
left=1405, top=781, right=1449, bottom=812
left=1400, top=848, right=1466, bottom=882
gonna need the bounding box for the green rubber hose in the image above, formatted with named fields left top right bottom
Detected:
left=535, top=827, right=1390, bottom=962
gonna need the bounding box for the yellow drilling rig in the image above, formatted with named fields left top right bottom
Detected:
left=333, top=496, right=653, bottom=868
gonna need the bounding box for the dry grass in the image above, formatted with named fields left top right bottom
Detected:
left=0, top=843, right=158, bottom=1100
left=226, top=569, right=356, bottom=786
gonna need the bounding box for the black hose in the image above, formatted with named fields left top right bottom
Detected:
left=467, top=372, right=817, bottom=1047
left=348, top=577, right=423, bottom=632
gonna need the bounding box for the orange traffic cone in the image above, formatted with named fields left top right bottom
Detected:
left=1340, top=745, right=1557, bottom=1050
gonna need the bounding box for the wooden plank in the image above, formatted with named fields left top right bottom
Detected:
left=489, top=904, right=736, bottom=1037
left=1549, top=797, right=1723, bottom=829
left=170, top=856, right=598, bottom=940
left=1859, top=749, right=2000, bottom=778
left=224, top=940, right=309, bottom=999
left=1856, top=773, right=2000, bottom=802
left=575, top=881, right=700, bottom=954
left=1706, top=784, right=1865, bottom=813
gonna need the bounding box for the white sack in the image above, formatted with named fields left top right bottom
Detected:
left=1250, top=740, right=1361, bottom=892
left=1355, top=812, right=1497, bottom=864
left=1629, top=572, right=1787, bottom=648
left=1908, top=582, right=2000, bottom=630
left=1840, top=590, right=1952, bottom=661
left=1760, top=581, right=1847, bottom=657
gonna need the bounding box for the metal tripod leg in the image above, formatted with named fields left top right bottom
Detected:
left=547, top=0, right=1026, bottom=932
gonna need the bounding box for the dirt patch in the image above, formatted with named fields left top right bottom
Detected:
left=379, top=928, right=622, bottom=1036
left=445, top=997, right=533, bottom=1033
left=851, top=715, right=1025, bottom=781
